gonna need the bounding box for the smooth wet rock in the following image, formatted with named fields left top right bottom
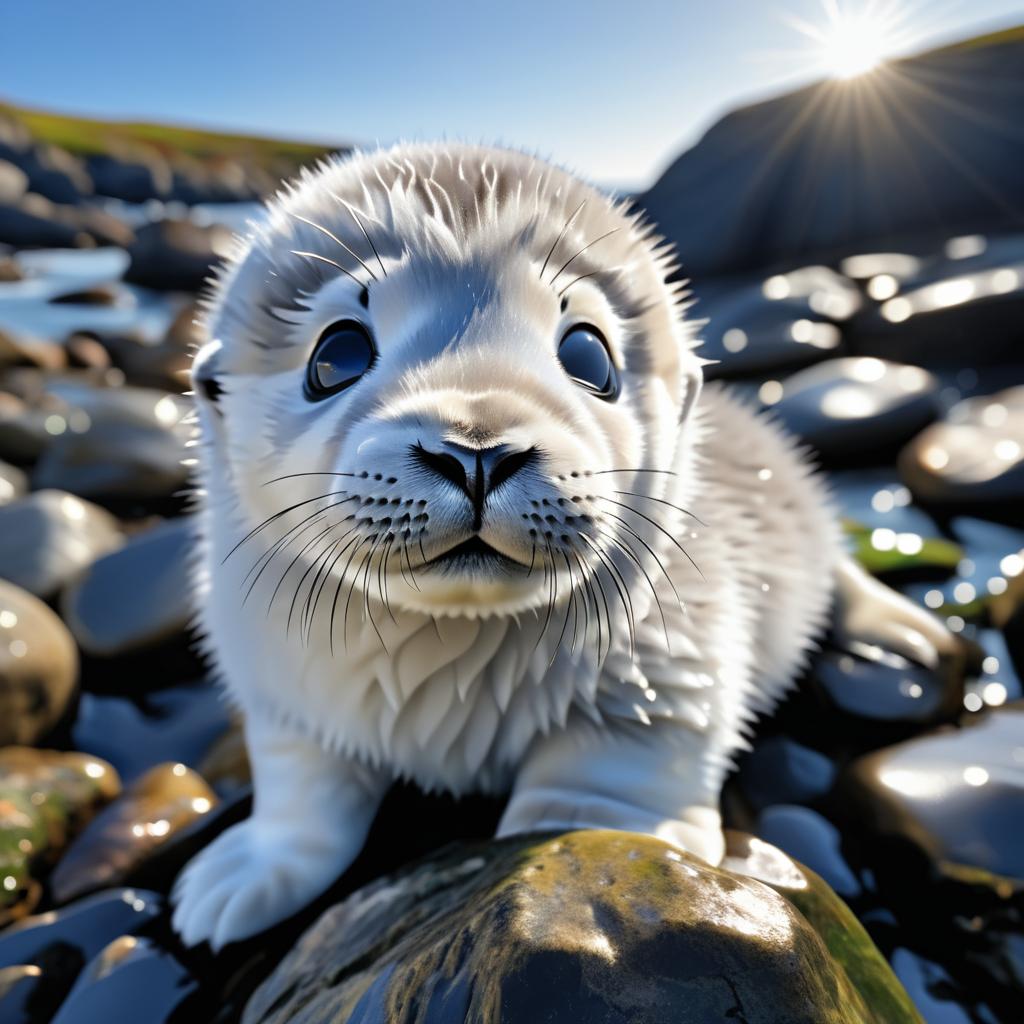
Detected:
left=50, top=935, right=202, bottom=1024
left=0, top=748, right=120, bottom=925
left=49, top=282, right=127, bottom=307
left=0, top=253, right=23, bottom=281
left=0, top=201, right=86, bottom=249
left=72, top=683, right=231, bottom=781
left=0, top=326, right=67, bottom=371
left=0, top=964, right=44, bottom=1024
left=50, top=762, right=217, bottom=904
left=0, top=888, right=163, bottom=969
left=720, top=831, right=919, bottom=1022
left=807, top=638, right=966, bottom=733
left=890, top=949, right=976, bottom=1024
left=0, top=460, right=27, bottom=505
left=899, top=386, right=1024, bottom=509
left=31, top=387, right=192, bottom=506
left=244, top=830, right=918, bottom=1024
left=198, top=718, right=250, bottom=794
left=0, top=889, right=163, bottom=1022
left=0, top=579, right=78, bottom=746
left=768, top=357, right=941, bottom=462
left=63, top=332, right=112, bottom=371
left=694, top=267, right=853, bottom=379
left=60, top=516, right=195, bottom=659
left=850, top=234, right=1024, bottom=367
left=757, top=806, right=862, bottom=901
left=125, top=218, right=231, bottom=291
left=0, top=391, right=63, bottom=462
left=0, top=159, right=28, bottom=204
left=843, top=705, right=1024, bottom=879
left=736, top=737, right=837, bottom=811
left=0, top=490, right=123, bottom=599
left=91, top=301, right=198, bottom=392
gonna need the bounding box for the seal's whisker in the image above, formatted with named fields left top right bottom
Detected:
left=268, top=521, right=343, bottom=617
left=343, top=537, right=374, bottom=649
left=534, top=535, right=558, bottom=653
left=594, top=509, right=684, bottom=614
left=539, top=199, right=585, bottom=281
left=378, top=534, right=397, bottom=624
left=333, top=196, right=388, bottom=279
left=332, top=534, right=371, bottom=654
left=557, top=270, right=601, bottom=299
left=570, top=543, right=608, bottom=663
left=613, top=489, right=706, bottom=527
left=548, top=228, right=620, bottom=287
left=598, top=526, right=673, bottom=652
left=307, top=529, right=363, bottom=644
left=262, top=472, right=360, bottom=486
left=360, top=532, right=389, bottom=654
left=597, top=496, right=705, bottom=581
left=287, top=527, right=344, bottom=639
left=288, top=212, right=378, bottom=283
left=578, top=531, right=636, bottom=659
left=551, top=549, right=578, bottom=661
left=243, top=496, right=357, bottom=587
left=589, top=468, right=677, bottom=477
left=222, top=488, right=351, bottom=563
left=242, top=513, right=326, bottom=604
left=291, top=249, right=371, bottom=290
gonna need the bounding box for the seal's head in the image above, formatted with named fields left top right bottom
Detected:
left=195, top=144, right=702, bottom=626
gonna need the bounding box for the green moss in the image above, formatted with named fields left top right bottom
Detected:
left=844, top=519, right=963, bottom=577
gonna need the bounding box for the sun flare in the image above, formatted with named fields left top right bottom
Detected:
left=785, top=1, right=915, bottom=81
left=819, top=11, right=890, bottom=77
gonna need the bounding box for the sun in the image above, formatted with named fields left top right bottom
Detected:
left=785, top=1, right=913, bottom=81
left=819, top=10, right=890, bottom=77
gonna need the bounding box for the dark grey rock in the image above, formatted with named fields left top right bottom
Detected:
left=809, top=639, right=965, bottom=731
left=738, top=736, right=837, bottom=810
left=125, top=219, right=231, bottom=291
left=757, top=805, right=862, bottom=900
left=0, top=461, right=27, bottom=505
left=61, top=516, right=195, bottom=658
left=0, top=889, right=163, bottom=969
left=900, top=386, right=1024, bottom=509
left=769, top=357, right=941, bottom=461
left=844, top=705, right=1024, bottom=878
left=50, top=936, right=200, bottom=1024
left=72, top=684, right=231, bottom=783
left=694, top=265, right=855, bottom=380
left=31, top=386, right=193, bottom=505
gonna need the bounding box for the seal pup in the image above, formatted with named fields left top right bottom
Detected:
left=172, top=143, right=949, bottom=949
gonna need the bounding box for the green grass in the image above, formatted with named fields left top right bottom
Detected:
left=0, top=100, right=342, bottom=174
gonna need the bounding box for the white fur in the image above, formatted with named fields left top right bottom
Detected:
left=173, top=143, right=847, bottom=949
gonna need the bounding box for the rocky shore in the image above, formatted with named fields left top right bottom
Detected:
left=2, top=36, right=1024, bottom=1022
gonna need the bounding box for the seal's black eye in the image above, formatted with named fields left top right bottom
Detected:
left=306, top=321, right=375, bottom=399
left=557, top=326, right=620, bottom=400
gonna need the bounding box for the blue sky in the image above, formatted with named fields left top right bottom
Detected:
left=3, top=0, right=1022, bottom=189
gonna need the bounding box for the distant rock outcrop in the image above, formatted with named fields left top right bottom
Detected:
left=639, top=28, right=1024, bottom=276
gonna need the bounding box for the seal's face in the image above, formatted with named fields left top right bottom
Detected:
left=196, top=145, right=701, bottom=630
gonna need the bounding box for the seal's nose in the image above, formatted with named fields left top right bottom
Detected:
left=410, top=441, right=538, bottom=529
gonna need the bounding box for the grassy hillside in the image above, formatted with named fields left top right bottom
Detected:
left=0, top=100, right=341, bottom=170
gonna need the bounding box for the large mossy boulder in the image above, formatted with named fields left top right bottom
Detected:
left=244, top=830, right=920, bottom=1024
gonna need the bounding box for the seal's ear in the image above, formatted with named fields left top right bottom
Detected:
left=191, top=340, right=224, bottom=415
